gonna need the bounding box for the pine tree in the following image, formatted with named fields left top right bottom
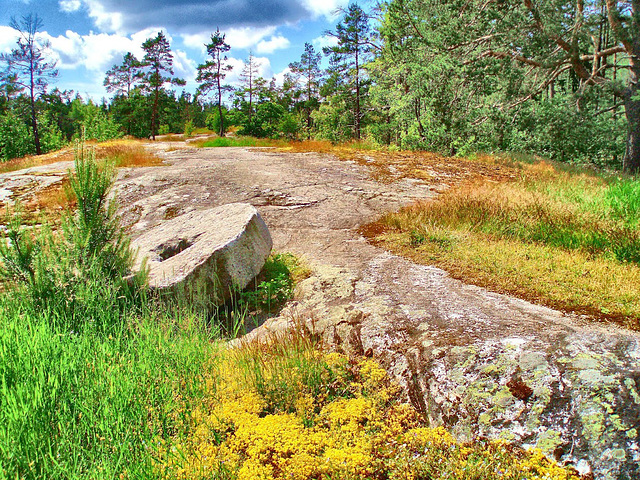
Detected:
left=104, top=53, right=142, bottom=97
left=289, top=43, right=323, bottom=139
left=139, top=32, right=185, bottom=140
left=239, top=53, right=259, bottom=125
left=196, top=29, right=233, bottom=136
left=324, top=4, right=373, bottom=140
left=0, top=14, right=58, bottom=155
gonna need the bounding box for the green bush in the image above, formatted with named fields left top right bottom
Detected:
left=205, top=107, right=230, bottom=135
left=312, top=100, right=354, bottom=143
left=70, top=99, right=121, bottom=142
left=183, top=119, right=194, bottom=137
left=0, top=111, right=34, bottom=160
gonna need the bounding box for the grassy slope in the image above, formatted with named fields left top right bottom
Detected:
left=371, top=159, right=640, bottom=330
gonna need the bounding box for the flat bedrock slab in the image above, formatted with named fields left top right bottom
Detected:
left=130, top=203, right=272, bottom=304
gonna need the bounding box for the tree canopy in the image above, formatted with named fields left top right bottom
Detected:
left=0, top=3, right=635, bottom=171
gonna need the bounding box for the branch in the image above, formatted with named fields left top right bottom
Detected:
left=593, top=102, right=624, bottom=115
left=523, top=0, right=592, bottom=80
left=606, top=0, right=634, bottom=53
left=504, top=64, right=573, bottom=109
left=471, top=49, right=543, bottom=67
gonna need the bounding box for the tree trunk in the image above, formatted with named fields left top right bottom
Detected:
left=218, top=100, right=224, bottom=137
left=30, top=96, right=41, bottom=155
left=355, top=47, right=360, bottom=140
left=307, top=67, right=312, bottom=140
left=30, top=71, right=41, bottom=155
left=623, top=85, right=640, bottom=173
left=152, top=84, right=158, bottom=140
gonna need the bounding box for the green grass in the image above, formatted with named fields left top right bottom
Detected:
left=0, top=297, right=220, bottom=480
left=197, top=136, right=283, bottom=148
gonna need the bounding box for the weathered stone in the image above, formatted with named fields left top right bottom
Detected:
left=130, top=203, right=272, bottom=306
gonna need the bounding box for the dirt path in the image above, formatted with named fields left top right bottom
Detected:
left=2, top=144, right=639, bottom=478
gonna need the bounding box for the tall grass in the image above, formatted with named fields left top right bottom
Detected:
left=405, top=175, right=640, bottom=264
left=0, top=298, right=219, bottom=480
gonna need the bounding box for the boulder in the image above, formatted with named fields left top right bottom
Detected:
left=130, top=203, right=272, bottom=307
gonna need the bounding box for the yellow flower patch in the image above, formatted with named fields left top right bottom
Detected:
left=156, top=337, right=579, bottom=480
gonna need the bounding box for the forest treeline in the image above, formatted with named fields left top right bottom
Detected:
left=0, top=1, right=636, bottom=171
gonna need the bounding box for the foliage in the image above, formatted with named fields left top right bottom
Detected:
left=69, top=99, right=121, bottom=142
left=183, top=119, right=194, bottom=137
left=0, top=143, right=145, bottom=328
left=205, top=107, right=230, bottom=134
left=139, top=31, right=185, bottom=139
left=0, top=110, right=33, bottom=160
left=312, top=99, right=355, bottom=143
left=289, top=42, right=323, bottom=139
left=240, top=253, right=302, bottom=314
left=0, top=110, right=63, bottom=161
left=0, top=14, right=58, bottom=155
left=239, top=102, right=286, bottom=138
left=323, top=3, right=373, bottom=140
left=504, top=96, right=626, bottom=168
left=103, top=52, right=142, bottom=97
left=373, top=0, right=634, bottom=170
left=196, top=29, right=233, bottom=136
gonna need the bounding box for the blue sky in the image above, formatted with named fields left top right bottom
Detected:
left=0, top=0, right=355, bottom=101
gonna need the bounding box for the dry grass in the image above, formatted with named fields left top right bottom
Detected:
left=98, top=142, right=164, bottom=168
left=0, top=139, right=164, bottom=174
left=19, top=179, right=75, bottom=224
left=277, top=141, right=520, bottom=185
left=368, top=160, right=640, bottom=330
left=0, top=148, right=75, bottom=174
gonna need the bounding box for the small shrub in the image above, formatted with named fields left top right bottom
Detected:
left=0, top=142, right=146, bottom=329
left=183, top=119, right=194, bottom=138
left=240, top=253, right=300, bottom=313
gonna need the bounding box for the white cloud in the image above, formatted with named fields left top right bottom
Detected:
left=0, top=26, right=20, bottom=54
left=42, top=30, right=141, bottom=72
left=312, top=34, right=338, bottom=50
left=38, top=27, right=178, bottom=75
left=181, top=32, right=210, bottom=53
left=84, top=0, right=124, bottom=33
left=302, top=0, right=349, bottom=20
left=173, top=49, right=198, bottom=85
left=226, top=26, right=276, bottom=50
left=59, top=0, right=82, bottom=13
left=255, top=35, right=290, bottom=54
left=183, top=27, right=289, bottom=55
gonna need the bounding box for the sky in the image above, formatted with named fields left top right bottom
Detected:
left=0, top=0, right=354, bottom=101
